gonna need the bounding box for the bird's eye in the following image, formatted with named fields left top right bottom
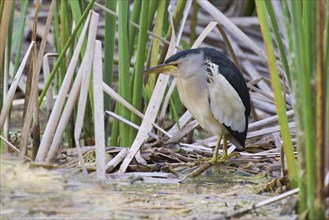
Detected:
left=170, top=62, right=178, bottom=67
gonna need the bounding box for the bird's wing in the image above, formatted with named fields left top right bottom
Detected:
left=207, top=72, right=246, bottom=133
left=204, top=54, right=249, bottom=148
left=203, top=48, right=250, bottom=117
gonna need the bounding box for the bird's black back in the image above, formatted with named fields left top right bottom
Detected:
left=203, top=48, right=250, bottom=147
left=165, top=48, right=251, bottom=147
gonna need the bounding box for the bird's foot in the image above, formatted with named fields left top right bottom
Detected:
left=209, top=151, right=240, bottom=164
left=188, top=152, right=240, bottom=178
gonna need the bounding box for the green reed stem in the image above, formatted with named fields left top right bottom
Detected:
left=14, top=0, right=29, bottom=74
left=104, top=0, right=117, bottom=146
left=129, top=0, right=150, bottom=145
left=145, top=0, right=166, bottom=104
left=38, top=0, right=95, bottom=106
left=117, top=0, right=131, bottom=147
left=255, top=0, right=298, bottom=188
left=264, top=1, right=291, bottom=88
left=128, top=0, right=141, bottom=60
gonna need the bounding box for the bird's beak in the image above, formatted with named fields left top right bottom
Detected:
left=142, top=63, right=178, bottom=75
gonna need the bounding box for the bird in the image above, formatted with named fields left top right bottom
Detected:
left=143, top=47, right=250, bottom=163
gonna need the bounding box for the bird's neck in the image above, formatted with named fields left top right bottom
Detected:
left=176, top=75, right=208, bottom=106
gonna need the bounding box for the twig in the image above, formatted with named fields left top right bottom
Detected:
left=248, top=109, right=294, bottom=132
left=102, top=83, right=171, bottom=138
left=93, top=40, right=106, bottom=180
left=197, top=0, right=266, bottom=59
left=212, top=188, right=299, bottom=219
left=105, top=148, right=128, bottom=173
left=165, top=120, right=199, bottom=144
left=43, top=53, right=58, bottom=116
left=248, top=122, right=296, bottom=138
left=0, top=42, right=35, bottom=132
left=73, top=12, right=99, bottom=176
left=187, top=162, right=212, bottom=178
left=105, top=111, right=159, bottom=140
left=36, top=12, right=92, bottom=162
left=0, top=135, right=31, bottom=161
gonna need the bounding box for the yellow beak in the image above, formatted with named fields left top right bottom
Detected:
left=142, top=63, right=178, bottom=75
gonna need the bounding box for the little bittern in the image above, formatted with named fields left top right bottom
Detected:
left=143, top=48, right=250, bottom=163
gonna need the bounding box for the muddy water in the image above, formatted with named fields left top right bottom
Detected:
left=0, top=156, right=295, bottom=219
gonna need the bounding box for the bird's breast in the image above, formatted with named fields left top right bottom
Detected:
left=176, top=76, right=224, bottom=135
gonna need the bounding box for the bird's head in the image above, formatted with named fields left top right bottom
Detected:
left=143, top=49, right=204, bottom=78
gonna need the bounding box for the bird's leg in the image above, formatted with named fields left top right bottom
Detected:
left=219, top=134, right=240, bottom=160
left=189, top=133, right=233, bottom=178
left=220, top=134, right=228, bottom=159
left=208, top=133, right=239, bottom=164
left=209, top=133, right=222, bottom=164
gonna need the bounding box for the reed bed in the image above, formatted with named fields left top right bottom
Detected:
left=0, top=0, right=328, bottom=218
